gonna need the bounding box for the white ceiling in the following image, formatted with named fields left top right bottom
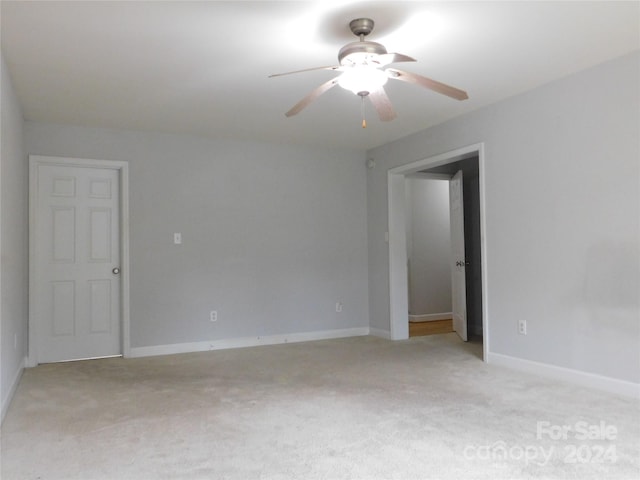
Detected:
left=2, top=1, right=639, bottom=150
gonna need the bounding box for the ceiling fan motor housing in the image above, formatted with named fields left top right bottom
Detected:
left=338, top=41, right=387, bottom=65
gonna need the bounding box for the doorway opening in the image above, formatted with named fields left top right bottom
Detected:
left=387, top=143, right=488, bottom=361
left=404, top=172, right=455, bottom=337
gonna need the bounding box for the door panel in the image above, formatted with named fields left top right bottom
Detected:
left=89, top=208, right=112, bottom=262
left=34, top=163, right=121, bottom=363
left=51, top=281, right=75, bottom=336
left=450, top=170, right=468, bottom=341
left=52, top=206, right=76, bottom=262
left=89, top=280, right=112, bottom=333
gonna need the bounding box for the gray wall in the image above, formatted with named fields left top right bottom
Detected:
left=1, top=53, right=28, bottom=419
left=25, top=123, right=369, bottom=348
left=367, top=52, right=640, bottom=383
left=405, top=177, right=451, bottom=315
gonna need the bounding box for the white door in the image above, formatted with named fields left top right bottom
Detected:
left=449, top=170, right=467, bottom=341
left=33, top=162, right=122, bottom=362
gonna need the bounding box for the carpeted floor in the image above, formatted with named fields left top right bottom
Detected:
left=1, top=334, right=638, bottom=480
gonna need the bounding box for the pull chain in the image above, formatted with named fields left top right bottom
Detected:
left=360, top=94, right=367, bottom=128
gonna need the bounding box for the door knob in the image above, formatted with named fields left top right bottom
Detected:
left=112, top=267, right=120, bottom=275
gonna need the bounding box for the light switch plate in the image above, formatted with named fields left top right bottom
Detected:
left=174, top=232, right=182, bottom=244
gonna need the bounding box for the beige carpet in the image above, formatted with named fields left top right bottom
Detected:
left=1, top=334, right=638, bottom=480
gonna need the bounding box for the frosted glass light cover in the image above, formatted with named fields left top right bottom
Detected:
left=338, top=66, right=388, bottom=95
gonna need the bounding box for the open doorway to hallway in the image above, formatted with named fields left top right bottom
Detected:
left=404, top=173, right=455, bottom=338
left=388, top=144, right=488, bottom=360
left=406, top=156, right=483, bottom=344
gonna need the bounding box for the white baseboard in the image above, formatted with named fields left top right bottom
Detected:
left=129, top=327, right=370, bottom=358
left=408, top=312, right=452, bottom=323
left=487, top=352, right=640, bottom=399
left=369, top=328, right=391, bottom=339
left=1, top=356, right=26, bottom=424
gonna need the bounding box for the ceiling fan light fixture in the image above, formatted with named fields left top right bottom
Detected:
left=270, top=17, right=468, bottom=121
left=338, top=66, right=388, bottom=95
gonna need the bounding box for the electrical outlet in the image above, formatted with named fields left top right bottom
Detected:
left=210, top=310, right=217, bottom=322
left=518, top=319, right=527, bottom=335
left=335, top=302, right=343, bottom=313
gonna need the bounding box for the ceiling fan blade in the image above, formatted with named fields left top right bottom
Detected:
left=368, top=87, right=397, bottom=121
left=387, top=68, right=469, bottom=100
left=269, top=65, right=341, bottom=78
left=374, top=53, right=416, bottom=66
left=285, top=77, right=340, bottom=117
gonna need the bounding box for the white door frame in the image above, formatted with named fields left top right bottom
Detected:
left=387, top=143, right=489, bottom=361
left=29, top=155, right=131, bottom=366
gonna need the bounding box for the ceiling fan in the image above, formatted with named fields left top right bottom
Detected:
left=270, top=18, right=469, bottom=127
